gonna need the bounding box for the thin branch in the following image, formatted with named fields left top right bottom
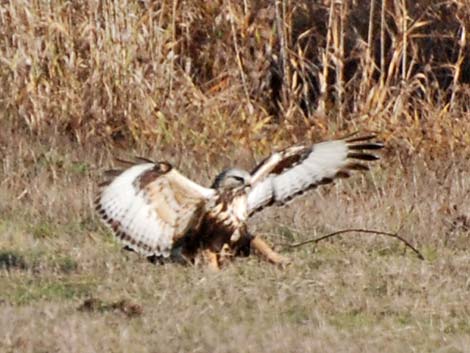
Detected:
left=288, top=228, right=424, bottom=260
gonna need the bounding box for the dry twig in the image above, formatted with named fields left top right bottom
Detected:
left=288, top=228, right=424, bottom=260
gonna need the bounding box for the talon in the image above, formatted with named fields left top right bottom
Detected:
left=250, top=236, right=290, bottom=266
left=276, top=255, right=291, bottom=267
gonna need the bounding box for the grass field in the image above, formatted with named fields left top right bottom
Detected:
left=1, top=135, right=469, bottom=353
left=1, top=0, right=470, bottom=352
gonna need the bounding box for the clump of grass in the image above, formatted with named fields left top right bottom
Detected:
left=28, top=221, right=58, bottom=239
left=50, top=255, right=79, bottom=274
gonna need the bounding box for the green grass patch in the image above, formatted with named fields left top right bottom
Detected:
left=329, top=310, right=376, bottom=330
left=52, top=255, right=79, bottom=273
left=28, top=221, right=58, bottom=239
left=421, top=246, right=439, bottom=262
left=67, top=161, right=90, bottom=175
left=2, top=277, right=96, bottom=305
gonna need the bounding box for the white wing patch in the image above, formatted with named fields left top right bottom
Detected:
left=269, top=141, right=348, bottom=200
left=96, top=163, right=215, bottom=257
left=247, top=137, right=382, bottom=215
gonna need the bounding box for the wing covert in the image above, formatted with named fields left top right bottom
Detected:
left=95, top=162, right=215, bottom=257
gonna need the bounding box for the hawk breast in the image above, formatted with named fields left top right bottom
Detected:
left=199, top=189, right=249, bottom=249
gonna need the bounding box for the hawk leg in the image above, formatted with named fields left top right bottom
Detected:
left=250, top=236, right=290, bottom=266
left=196, top=248, right=220, bottom=270
left=218, top=243, right=235, bottom=266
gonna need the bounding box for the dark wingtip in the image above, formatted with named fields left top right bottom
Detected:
left=97, top=180, right=112, bottom=188
left=104, top=169, right=124, bottom=178
left=115, top=156, right=157, bottom=166
left=335, top=170, right=351, bottom=179
left=114, top=157, right=136, bottom=166
left=348, top=142, right=384, bottom=151
left=134, top=156, right=155, bottom=164
left=347, top=152, right=380, bottom=161
left=93, top=195, right=102, bottom=208
left=346, top=162, right=370, bottom=171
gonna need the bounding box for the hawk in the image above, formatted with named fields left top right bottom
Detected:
left=95, top=134, right=383, bottom=268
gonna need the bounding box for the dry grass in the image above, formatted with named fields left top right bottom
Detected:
left=1, top=0, right=470, bottom=352
left=1, top=134, right=469, bottom=353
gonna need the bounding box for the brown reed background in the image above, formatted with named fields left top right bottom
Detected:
left=1, top=0, right=469, bottom=159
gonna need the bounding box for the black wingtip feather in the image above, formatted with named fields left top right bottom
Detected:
left=346, top=162, right=370, bottom=171
left=115, top=156, right=157, bottom=166
left=348, top=143, right=384, bottom=150
left=93, top=195, right=101, bottom=205
left=134, top=156, right=155, bottom=164
left=347, top=152, right=380, bottom=161
left=114, top=157, right=136, bottom=166
left=335, top=170, right=351, bottom=179
left=318, top=177, right=334, bottom=185
left=104, top=169, right=124, bottom=177
left=97, top=180, right=112, bottom=188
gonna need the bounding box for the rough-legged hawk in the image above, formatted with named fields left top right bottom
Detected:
left=95, top=134, right=383, bottom=268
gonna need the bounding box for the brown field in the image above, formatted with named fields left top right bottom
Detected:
left=1, top=136, right=470, bottom=353
left=1, top=0, right=470, bottom=352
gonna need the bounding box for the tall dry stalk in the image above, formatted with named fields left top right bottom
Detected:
left=336, top=0, right=346, bottom=123
left=274, top=0, right=291, bottom=115
left=449, top=20, right=466, bottom=111
left=229, top=4, right=253, bottom=114
left=357, top=0, right=376, bottom=111
left=380, top=0, right=386, bottom=88
left=401, top=0, right=407, bottom=82
left=317, top=0, right=335, bottom=115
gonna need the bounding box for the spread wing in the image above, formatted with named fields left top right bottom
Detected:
left=247, top=135, right=383, bottom=215
left=95, top=161, right=216, bottom=257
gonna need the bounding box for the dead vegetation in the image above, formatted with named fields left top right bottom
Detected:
left=0, top=135, right=469, bottom=352
left=1, top=0, right=470, bottom=352
left=1, top=0, right=469, bottom=157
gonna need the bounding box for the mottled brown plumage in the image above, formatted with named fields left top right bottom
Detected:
left=95, top=134, right=384, bottom=268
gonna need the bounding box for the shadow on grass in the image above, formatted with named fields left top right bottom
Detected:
left=0, top=251, right=27, bottom=271
left=78, top=297, right=143, bottom=318
left=0, top=250, right=79, bottom=274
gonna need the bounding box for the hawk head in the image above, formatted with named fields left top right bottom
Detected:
left=211, top=168, right=252, bottom=190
